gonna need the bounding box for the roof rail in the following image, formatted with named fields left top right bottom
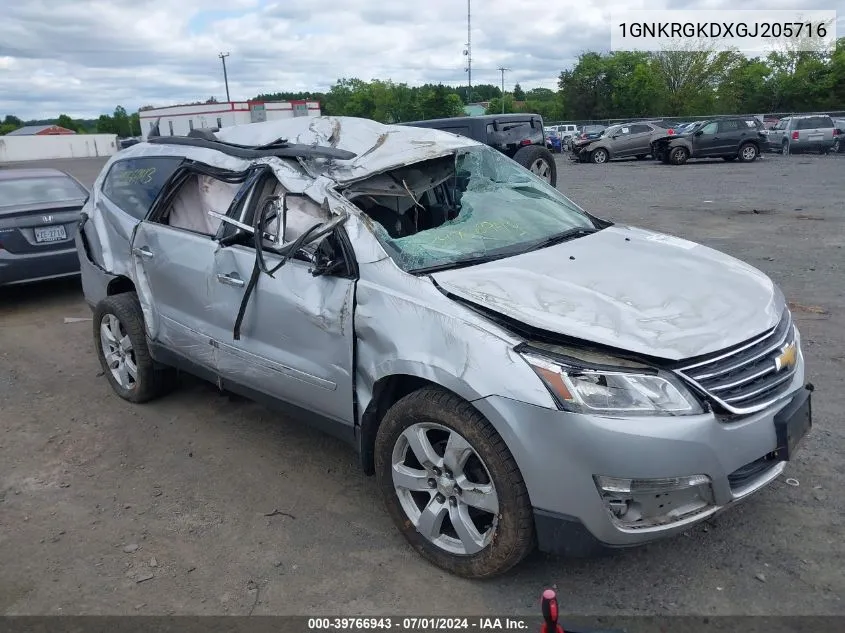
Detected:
left=146, top=133, right=357, bottom=161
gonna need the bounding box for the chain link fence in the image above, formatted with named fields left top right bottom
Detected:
left=547, top=111, right=845, bottom=127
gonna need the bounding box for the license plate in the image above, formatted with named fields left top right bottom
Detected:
left=34, top=225, right=67, bottom=243
left=807, top=133, right=823, bottom=142
left=773, top=388, right=812, bottom=461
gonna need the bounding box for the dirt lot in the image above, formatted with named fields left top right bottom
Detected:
left=1, top=153, right=843, bottom=616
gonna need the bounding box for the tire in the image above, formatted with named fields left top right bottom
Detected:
left=738, top=143, right=758, bottom=162
left=669, top=146, right=689, bottom=165
left=833, top=138, right=841, bottom=153
left=93, top=292, right=173, bottom=403
left=513, top=145, right=557, bottom=187
left=374, top=386, right=534, bottom=579
left=590, top=148, right=609, bottom=164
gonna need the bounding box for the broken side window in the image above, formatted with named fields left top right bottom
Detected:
left=156, top=172, right=241, bottom=237
left=344, top=145, right=596, bottom=273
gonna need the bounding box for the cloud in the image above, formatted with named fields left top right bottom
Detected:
left=1, top=0, right=842, bottom=119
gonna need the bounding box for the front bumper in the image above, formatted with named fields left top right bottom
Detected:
left=472, top=369, right=810, bottom=556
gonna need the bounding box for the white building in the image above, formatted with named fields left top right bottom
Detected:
left=138, top=100, right=322, bottom=140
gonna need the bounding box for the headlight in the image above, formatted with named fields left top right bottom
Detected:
left=519, top=346, right=704, bottom=416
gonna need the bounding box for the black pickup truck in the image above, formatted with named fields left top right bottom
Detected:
left=400, top=113, right=558, bottom=187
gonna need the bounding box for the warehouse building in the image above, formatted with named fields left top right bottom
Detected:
left=138, top=100, right=321, bottom=140
left=6, top=124, right=77, bottom=136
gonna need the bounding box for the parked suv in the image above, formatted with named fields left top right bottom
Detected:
left=571, top=121, right=670, bottom=163
left=76, top=116, right=813, bottom=578
left=401, top=114, right=557, bottom=186
left=652, top=117, right=768, bottom=165
left=767, top=115, right=838, bottom=154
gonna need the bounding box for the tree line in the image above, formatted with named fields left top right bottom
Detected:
left=2, top=38, right=842, bottom=135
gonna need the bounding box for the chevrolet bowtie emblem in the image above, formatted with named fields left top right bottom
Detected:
left=774, top=343, right=797, bottom=371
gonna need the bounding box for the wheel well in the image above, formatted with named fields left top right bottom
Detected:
left=107, top=276, right=135, bottom=296
left=358, top=374, right=440, bottom=476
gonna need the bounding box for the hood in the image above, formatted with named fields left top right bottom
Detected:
left=432, top=226, right=784, bottom=361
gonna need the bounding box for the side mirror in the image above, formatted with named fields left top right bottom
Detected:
left=310, top=237, right=346, bottom=277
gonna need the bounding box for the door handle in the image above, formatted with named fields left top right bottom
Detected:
left=217, top=273, right=245, bottom=287
left=133, top=246, right=153, bottom=259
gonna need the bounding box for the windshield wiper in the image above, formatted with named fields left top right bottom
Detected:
left=409, top=252, right=513, bottom=275
left=521, top=227, right=599, bottom=253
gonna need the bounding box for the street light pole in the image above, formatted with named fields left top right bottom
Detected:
left=218, top=52, right=231, bottom=102
left=465, top=0, right=472, bottom=104
left=498, top=66, right=510, bottom=113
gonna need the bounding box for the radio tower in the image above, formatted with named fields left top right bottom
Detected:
left=464, top=0, right=472, bottom=104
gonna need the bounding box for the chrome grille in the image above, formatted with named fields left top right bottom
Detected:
left=676, top=309, right=798, bottom=414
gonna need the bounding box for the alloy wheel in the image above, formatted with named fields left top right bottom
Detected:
left=390, top=422, right=499, bottom=556
left=741, top=145, right=757, bottom=161
left=99, top=313, right=137, bottom=390
left=529, top=158, right=552, bottom=183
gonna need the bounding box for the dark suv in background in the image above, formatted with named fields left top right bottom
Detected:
left=651, top=117, right=768, bottom=165
left=402, top=114, right=557, bottom=186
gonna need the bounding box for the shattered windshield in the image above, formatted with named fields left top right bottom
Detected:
left=345, top=145, right=597, bottom=273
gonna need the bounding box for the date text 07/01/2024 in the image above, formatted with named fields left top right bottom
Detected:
left=307, top=617, right=530, bottom=631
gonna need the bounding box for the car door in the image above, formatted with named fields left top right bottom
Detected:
left=130, top=163, right=249, bottom=370
left=209, top=172, right=357, bottom=425
left=691, top=121, right=720, bottom=156
left=607, top=126, right=633, bottom=156
left=715, top=119, right=745, bottom=153
left=626, top=124, right=655, bottom=156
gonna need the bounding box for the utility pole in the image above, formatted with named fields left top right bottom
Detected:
left=464, top=0, right=472, bottom=104
left=218, top=52, right=231, bottom=102
left=498, top=67, right=510, bottom=113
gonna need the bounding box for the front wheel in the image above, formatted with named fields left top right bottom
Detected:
left=374, top=387, right=534, bottom=578
left=513, top=145, right=557, bottom=187
left=833, top=138, right=841, bottom=153
left=591, top=148, right=609, bottom=164
left=669, top=146, right=689, bottom=165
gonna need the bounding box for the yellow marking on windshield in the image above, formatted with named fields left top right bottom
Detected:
left=118, top=167, right=157, bottom=185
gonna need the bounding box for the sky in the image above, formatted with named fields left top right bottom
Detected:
left=1, top=0, right=842, bottom=120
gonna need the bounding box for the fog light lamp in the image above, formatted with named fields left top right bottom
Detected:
left=594, top=474, right=711, bottom=495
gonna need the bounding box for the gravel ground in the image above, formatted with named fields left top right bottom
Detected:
left=0, top=151, right=842, bottom=617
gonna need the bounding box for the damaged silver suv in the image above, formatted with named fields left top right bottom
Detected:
left=76, top=116, right=813, bottom=578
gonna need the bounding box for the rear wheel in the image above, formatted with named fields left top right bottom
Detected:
left=669, top=146, right=689, bottom=165
left=374, top=387, right=534, bottom=578
left=833, top=138, right=841, bottom=153
left=513, top=145, right=557, bottom=187
left=93, top=292, right=174, bottom=403
left=738, top=143, right=758, bottom=162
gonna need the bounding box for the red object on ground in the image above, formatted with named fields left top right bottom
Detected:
left=540, top=589, right=565, bottom=633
